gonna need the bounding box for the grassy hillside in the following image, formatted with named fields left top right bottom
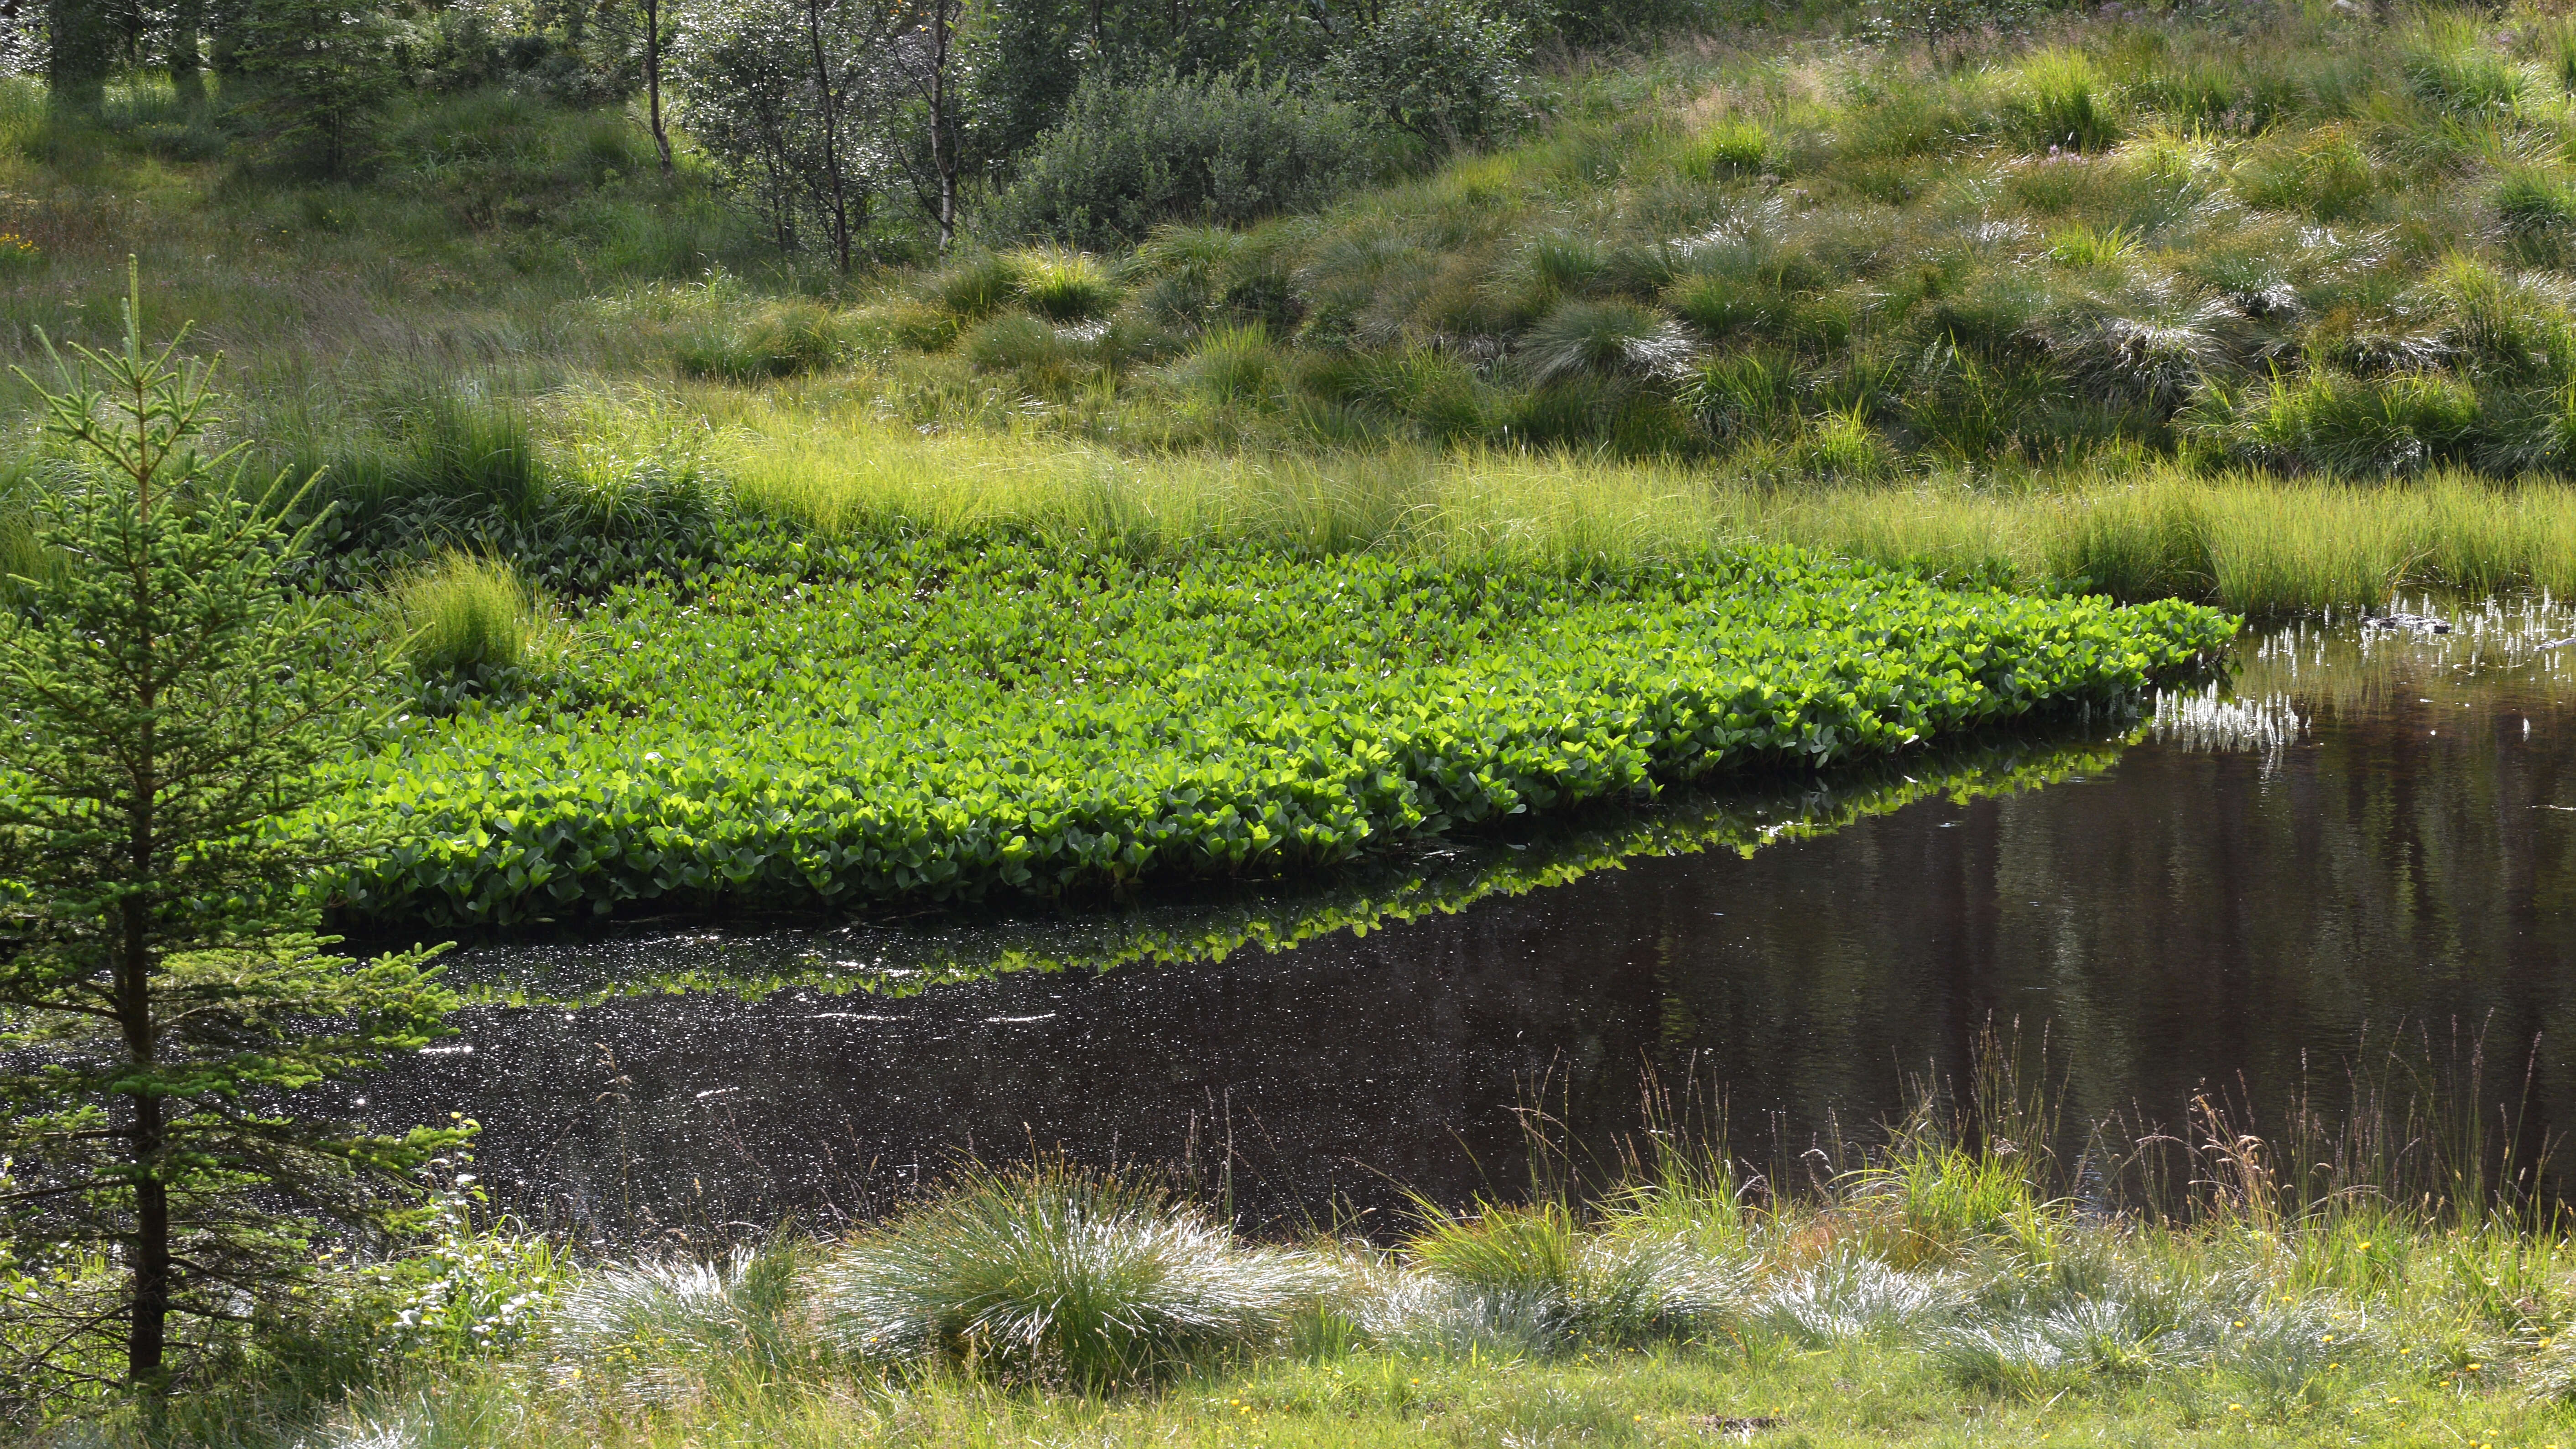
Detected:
left=10, top=6, right=2576, bottom=615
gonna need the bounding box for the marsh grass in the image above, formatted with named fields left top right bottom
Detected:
left=816, top=1161, right=1334, bottom=1388
left=135, top=1017, right=2572, bottom=1449
left=394, top=552, right=540, bottom=676
left=11, top=9, right=2576, bottom=616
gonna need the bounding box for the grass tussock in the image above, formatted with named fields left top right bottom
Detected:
left=392, top=551, right=541, bottom=677
left=61, top=1028, right=2576, bottom=1447
left=817, top=1162, right=1332, bottom=1387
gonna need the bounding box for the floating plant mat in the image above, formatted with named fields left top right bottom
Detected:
left=359, top=604, right=2576, bottom=1233
left=327, top=540, right=2228, bottom=928
left=441, top=719, right=2143, bottom=1008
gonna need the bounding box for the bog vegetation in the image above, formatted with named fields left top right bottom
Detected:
left=52, top=1039, right=2576, bottom=1447
left=331, top=539, right=2225, bottom=925
left=11, top=0, right=2576, bottom=1436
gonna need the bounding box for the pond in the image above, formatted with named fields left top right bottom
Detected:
left=350, top=599, right=2576, bottom=1239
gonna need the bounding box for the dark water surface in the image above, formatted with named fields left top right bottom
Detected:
left=360, top=602, right=2576, bottom=1237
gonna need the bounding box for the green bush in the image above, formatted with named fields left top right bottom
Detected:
left=1298, top=347, right=1489, bottom=440
left=330, top=540, right=2231, bottom=925
left=545, top=1244, right=823, bottom=1409
left=848, top=297, right=962, bottom=353
left=2043, top=222, right=2137, bottom=270
left=1682, top=349, right=1801, bottom=441
left=1324, top=0, right=1531, bottom=150
left=1406, top=1202, right=1741, bottom=1349
left=2187, top=368, right=2482, bottom=476
left=2402, top=18, right=2529, bottom=115
left=1174, top=323, right=1283, bottom=407
left=381, top=392, right=549, bottom=523
left=962, top=314, right=1091, bottom=390
left=1790, top=407, right=1895, bottom=481
left=932, top=253, right=1031, bottom=320
left=2496, top=167, right=2576, bottom=237
left=988, top=73, right=1378, bottom=250
left=818, top=1162, right=1331, bottom=1387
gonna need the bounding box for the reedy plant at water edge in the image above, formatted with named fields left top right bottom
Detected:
left=816, top=1160, right=1336, bottom=1388
left=0, top=269, right=468, bottom=1408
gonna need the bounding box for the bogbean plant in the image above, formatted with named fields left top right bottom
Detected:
left=326, top=536, right=2231, bottom=926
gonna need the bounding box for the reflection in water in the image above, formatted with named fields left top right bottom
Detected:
left=354, top=603, right=2576, bottom=1238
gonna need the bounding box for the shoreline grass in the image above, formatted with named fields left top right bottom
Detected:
left=46, top=1038, right=2576, bottom=1447
left=612, top=384, right=2576, bottom=613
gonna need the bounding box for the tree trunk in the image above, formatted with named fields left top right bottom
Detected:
left=47, top=0, right=106, bottom=116
left=129, top=1101, right=170, bottom=1383
left=170, top=0, right=207, bottom=110
left=805, top=0, right=851, bottom=274
left=929, top=0, right=955, bottom=251
left=643, top=0, right=671, bottom=171
left=120, top=891, right=167, bottom=1385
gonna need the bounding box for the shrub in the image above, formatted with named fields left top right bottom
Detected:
left=675, top=298, right=843, bottom=381
left=1790, top=406, right=1894, bottom=481
left=1174, top=323, right=1283, bottom=408
left=1667, top=273, right=1785, bottom=337
left=2056, top=304, right=2230, bottom=413
left=848, top=297, right=962, bottom=353
left=2043, top=222, right=2138, bottom=270
left=1682, top=348, right=1802, bottom=440
left=546, top=1244, right=820, bottom=1408
left=401, top=393, right=548, bottom=521
left=1298, top=347, right=1488, bottom=439
left=1325, top=0, right=1532, bottom=150
left=989, top=73, right=1377, bottom=250
left=2231, top=125, right=2377, bottom=220
left=398, top=552, right=537, bottom=676
left=1520, top=301, right=1694, bottom=386
left=1756, top=1250, right=1967, bottom=1345
left=817, top=1162, right=1331, bottom=1387
left=2009, top=49, right=2122, bottom=153
left=1935, top=1294, right=2188, bottom=1396
left=962, top=314, right=1092, bottom=391
left=2403, top=18, right=2529, bottom=115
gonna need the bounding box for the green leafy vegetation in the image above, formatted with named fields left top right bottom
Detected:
left=329, top=539, right=2227, bottom=926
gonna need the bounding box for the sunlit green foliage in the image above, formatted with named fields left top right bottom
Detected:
left=330, top=540, right=2228, bottom=925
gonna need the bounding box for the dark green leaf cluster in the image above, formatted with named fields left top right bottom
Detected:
left=330, top=541, right=2233, bottom=926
